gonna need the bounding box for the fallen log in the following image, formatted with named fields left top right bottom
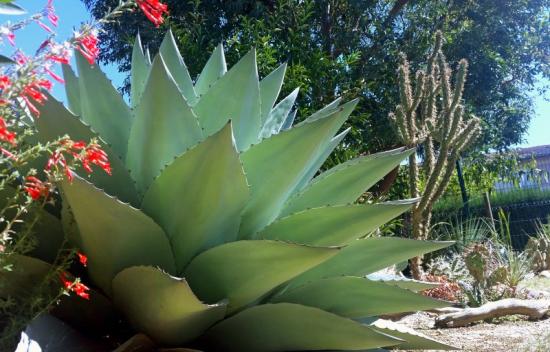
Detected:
left=435, top=299, right=550, bottom=328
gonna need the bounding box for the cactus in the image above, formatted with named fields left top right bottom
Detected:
left=389, top=31, right=481, bottom=279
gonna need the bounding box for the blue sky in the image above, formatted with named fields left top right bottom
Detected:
left=2, top=0, right=549, bottom=148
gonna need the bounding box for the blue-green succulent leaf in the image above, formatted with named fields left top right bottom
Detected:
left=239, top=105, right=353, bottom=238
left=288, top=237, right=453, bottom=289
left=195, top=43, right=227, bottom=97
left=280, top=108, right=296, bottom=131
left=184, top=240, right=338, bottom=314
left=130, top=33, right=151, bottom=108
left=370, top=319, right=456, bottom=350
left=61, top=64, right=81, bottom=116
left=75, top=52, right=132, bottom=160
left=159, top=29, right=197, bottom=104
left=142, top=123, right=248, bottom=272
left=259, top=63, right=287, bottom=124
left=112, top=266, right=226, bottom=345
left=205, top=303, right=402, bottom=352
left=257, top=201, right=415, bottom=246
left=259, top=87, right=299, bottom=139
left=193, top=50, right=261, bottom=151
left=60, top=176, right=175, bottom=295
left=366, top=273, right=440, bottom=292
left=280, top=147, right=414, bottom=217
left=271, top=277, right=449, bottom=318
left=35, top=93, right=138, bottom=205
left=127, top=54, right=203, bottom=194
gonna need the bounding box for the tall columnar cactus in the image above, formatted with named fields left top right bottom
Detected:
left=2, top=30, right=459, bottom=351
left=389, top=32, right=481, bottom=279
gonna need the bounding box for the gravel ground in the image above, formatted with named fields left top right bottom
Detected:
left=398, top=311, right=550, bottom=351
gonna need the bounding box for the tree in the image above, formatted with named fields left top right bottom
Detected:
left=82, top=0, right=549, bottom=162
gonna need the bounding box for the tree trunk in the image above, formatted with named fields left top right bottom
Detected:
left=435, top=299, right=550, bottom=328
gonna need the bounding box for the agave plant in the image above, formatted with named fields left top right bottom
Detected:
left=24, top=30, right=455, bottom=351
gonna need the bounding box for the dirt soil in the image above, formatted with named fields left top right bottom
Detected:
left=398, top=311, right=550, bottom=352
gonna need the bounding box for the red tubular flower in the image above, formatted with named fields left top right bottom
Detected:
left=77, top=252, right=87, bottom=267
left=0, top=117, right=16, bottom=145
left=45, top=67, right=64, bottom=84
left=22, top=79, right=52, bottom=117
left=60, top=272, right=90, bottom=300
left=24, top=176, right=50, bottom=200
left=35, top=20, right=53, bottom=34
left=84, top=143, right=111, bottom=175
left=75, top=31, right=99, bottom=65
left=46, top=0, right=58, bottom=27
left=136, top=0, right=169, bottom=28
left=0, top=75, right=11, bottom=90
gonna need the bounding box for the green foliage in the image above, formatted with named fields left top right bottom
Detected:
left=24, top=34, right=457, bottom=350
left=83, top=0, right=549, bottom=161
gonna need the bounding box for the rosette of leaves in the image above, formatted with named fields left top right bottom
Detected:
left=29, top=31, right=455, bottom=351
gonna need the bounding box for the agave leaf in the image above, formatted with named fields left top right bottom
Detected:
left=370, top=319, right=456, bottom=350
left=0, top=255, right=50, bottom=297
left=35, top=93, right=138, bottom=205
left=239, top=105, right=354, bottom=238
left=280, top=109, right=296, bottom=131
left=280, top=147, right=414, bottom=217
left=61, top=176, right=175, bottom=295
left=293, top=127, right=350, bottom=193
left=159, top=29, right=197, bottom=104
left=193, top=50, right=261, bottom=151
left=366, top=273, right=440, bottom=292
left=195, top=43, right=227, bottom=97
left=259, top=63, right=287, bottom=124
left=303, top=97, right=342, bottom=122
left=142, top=123, right=248, bottom=272
left=127, top=54, right=203, bottom=194
left=61, top=64, right=81, bottom=115
left=259, top=87, right=299, bottom=139
left=75, top=52, right=132, bottom=160
left=256, top=201, right=415, bottom=246
left=0, top=2, right=25, bottom=15
left=288, top=237, right=453, bottom=289
left=271, top=277, right=449, bottom=318
left=130, top=34, right=151, bottom=108
left=205, top=303, right=402, bottom=352
left=112, top=266, right=226, bottom=345
left=184, top=240, right=338, bottom=314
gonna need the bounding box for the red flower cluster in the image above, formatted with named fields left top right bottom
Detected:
left=46, top=139, right=111, bottom=183
left=75, top=31, right=99, bottom=65
left=0, top=75, right=10, bottom=91
left=22, top=79, right=52, bottom=117
left=60, top=272, right=90, bottom=300
left=0, top=117, right=16, bottom=145
left=24, top=176, right=50, bottom=200
left=136, top=0, right=169, bottom=27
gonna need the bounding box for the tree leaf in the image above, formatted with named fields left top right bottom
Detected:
left=288, top=237, right=453, bottom=288
left=184, top=240, right=338, bottom=314
left=256, top=201, right=415, bottom=246
left=127, top=54, right=202, bottom=194
left=112, top=266, right=226, bottom=345
left=142, top=123, right=248, bottom=272
left=271, top=277, right=450, bottom=318
left=204, top=303, right=401, bottom=351
left=60, top=176, right=175, bottom=295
